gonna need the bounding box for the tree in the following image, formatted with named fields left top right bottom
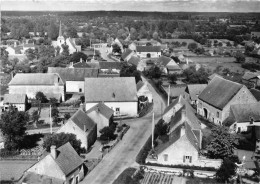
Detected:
left=64, top=113, right=71, bottom=120
left=0, top=106, right=29, bottom=150
left=61, top=44, right=70, bottom=56
left=155, top=120, right=168, bottom=136
left=181, top=42, right=187, bottom=47
left=145, top=65, right=162, bottom=79
left=234, top=51, right=245, bottom=63
left=187, top=42, right=198, bottom=51
left=35, top=92, right=48, bottom=103
left=43, top=133, right=83, bottom=154
left=99, top=126, right=116, bottom=141
left=216, top=157, right=238, bottom=183
left=206, top=126, right=238, bottom=159
left=51, top=106, right=59, bottom=124
left=70, top=52, right=87, bottom=63
left=66, top=26, right=78, bottom=38
left=25, top=48, right=36, bottom=61
left=226, top=42, right=232, bottom=47
left=120, top=62, right=141, bottom=83
left=152, top=32, right=159, bottom=40
left=47, top=22, right=59, bottom=40
left=183, top=66, right=209, bottom=84
left=112, top=43, right=122, bottom=54
left=168, top=74, right=177, bottom=84
left=31, top=110, right=40, bottom=123
left=49, top=98, right=58, bottom=107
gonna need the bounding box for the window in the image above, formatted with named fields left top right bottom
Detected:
left=116, top=108, right=120, bottom=112
left=217, top=112, right=220, bottom=118
left=183, top=156, right=192, bottom=163
left=79, top=88, right=82, bottom=92
left=163, top=154, right=168, bottom=161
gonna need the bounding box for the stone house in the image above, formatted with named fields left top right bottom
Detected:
left=86, top=103, right=114, bottom=136
left=197, top=76, right=257, bottom=125
left=242, top=71, right=260, bottom=88
left=156, top=56, right=182, bottom=75
left=8, top=73, right=65, bottom=101
left=85, top=77, right=138, bottom=117
left=136, top=46, right=161, bottom=58
left=121, top=48, right=135, bottom=61
left=21, top=142, right=85, bottom=184
left=161, top=84, right=187, bottom=101
left=227, top=103, right=260, bottom=133
left=184, top=84, right=207, bottom=105
left=48, top=67, right=98, bottom=94
left=136, top=81, right=153, bottom=103
left=250, top=89, right=260, bottom=101
left=57, top=109, right=97, bottom=150
left=2, top=94, right=28, bottom=112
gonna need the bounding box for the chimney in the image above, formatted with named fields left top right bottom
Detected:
left=50, top=145, right=57, bottom=159
left=84, top=125, right=86, bottom=132
left=80, top=58, right=83, bottom=63
left=180, top=124, right=185, bottom=137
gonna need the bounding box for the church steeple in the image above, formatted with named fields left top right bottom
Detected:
left=59, top=21, right=62, bottom=37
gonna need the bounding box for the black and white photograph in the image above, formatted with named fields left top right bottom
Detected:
left=0, top=0, right=260, bottom=183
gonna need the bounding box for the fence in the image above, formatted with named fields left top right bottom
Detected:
left=0, top=150, right=40, bottom=161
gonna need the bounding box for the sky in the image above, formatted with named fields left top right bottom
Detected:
left=1, top=0, right=260, bottom=12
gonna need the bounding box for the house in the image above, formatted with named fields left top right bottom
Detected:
left=136, top=46, right=161, bottom=58
left=157, top=56, right=182, bottom=75
left=2, top=94, right=27, bottom=112
left=52, top=22, right=81, bottom=55
left=85, top=77, right=138, bottom=117
left=57, top=109, right=97, bottom=149
left=98, top=62, right=121, bottom=74
left=197, top=76, right=257, bottom=125
left=136, top=81, right=153, bottom=103
left=86, top=103, right=114, bottom=136
left=5, top=45, right=23, bottom=55
left=227, top=103, right=260, bottom=133
left=128, top=55, right=140, bottom=67
left=184, top=84, right=207, bottom=105
left=250, top=89, right=260, bottom=101
left=71, top=60, right=99, bottom=69
left=242, top=71, right=260, bottom=88
left=48, top=67, right=98, bottom=94
left=121, top=48, right=135, bottom=61
left=22, top=142, right=85, bottom=184
left=8, top=73, right=65, bottom=101
left=207, top=73, right=223, bottom=83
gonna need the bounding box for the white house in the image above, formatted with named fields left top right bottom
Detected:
left=136, top=81, right=153, bottom=103
left=228, top=103, right=260, bottom=133
left=2, top=94, right=27, bottom=112
left=8, top=73, right=65, bottom=101
left=48, top=67, right=98, bottom=94
left=121, top=48, right=135, bottom=61
left=157, top=56, right=182, bottom=75
left=98, top=62, right=121, bottom=74
left=86, top=103, right=114, bottom=136
left=85, top=77, right=138, bottom=117
left=136, top=46, right=161, bottom=58
left=57, top=109, right=97, bottom=149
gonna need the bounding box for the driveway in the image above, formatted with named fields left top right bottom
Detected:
left=80, top=77, right=166, bottom=184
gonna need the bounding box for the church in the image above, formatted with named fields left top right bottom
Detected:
left=52, top=22, right=81, bottom=55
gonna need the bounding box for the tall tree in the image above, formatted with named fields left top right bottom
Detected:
left=61, top=44, right=70, bottom=56
left=47, top=22, right=59, bottom=40
left=0, top=106, right=29, bottom=150
left=66, top=26, right=78, bottom=38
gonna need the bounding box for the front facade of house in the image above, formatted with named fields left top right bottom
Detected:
left=136, top=46, right=161, bottom=58
left=8, top=73, right=65, bottom=101
left=197, top=77, right=257, bottom=125
left=66, top=81, right=85, bottom=93
left=2, top=94, right=27, bottom=112
left=136, top=81, right=153, bottom=103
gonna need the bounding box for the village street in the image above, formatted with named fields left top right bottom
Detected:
left=80, top=77, right=166, bottom=184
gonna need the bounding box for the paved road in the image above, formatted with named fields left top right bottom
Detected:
left=80, top=77, right=166, bottom=184
left=95, top=43, right=115, bottom=62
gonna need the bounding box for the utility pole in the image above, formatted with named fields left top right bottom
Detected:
left=50, top=105, right=52, bottom=134
left=168, top=84, right=170, bottom=106
left=152, top=112, right=154, bottom=150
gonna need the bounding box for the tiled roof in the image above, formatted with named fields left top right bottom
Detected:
left=121, top=49, right=133, bottom=60
left=70, top=109, right=96, bottom=132
left=155, top=122, right=200, bottom=154
left=157, top=56, right=172, bottom=66
left=163, top=95, right=185, bottom=115
left=199, top=76, right=243, bottom=110
left=99, top=62, right=121, bottom=70
left=250, top=89, right=260, bottom=101
left=136, top=46, right=161, bottom=52
left=85, top=102, right=114, bottom=119
left=9, top=73, right=64, bottom=86
left=85, top=77, right=137, bottom=102
left=72, top=61, right=100, bottom=69
left=208, top=73, right=223, bottom=81
left=230, top=103, right=260, bottom=123
left=136, top=81, right=145, bottom=91
left=55, top=142, right=84, bottom=176
left=128, top=56, right=140, bottom=66
left=186, top=84, right=207, bottom=101
left=242, top=71, right=260, bottom=81
left=4, top=94, right=26, bottom=104
left=97, top=73, right=120, bottom=78
left=48, top=67, right=98, bottom=82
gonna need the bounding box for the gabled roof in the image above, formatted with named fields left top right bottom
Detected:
left=169, top=105, right=200, bottom=131
left=155, top=122, right=200, bottom=154
left=70, top=109, right=96, bottom=132
left=72, top=61, right=100, bottom=69
left=128, top=56, right=140, bottom=66
left=163, top=95, right=186, bottom=115
left=121, top=49, right=133, bottom=60
left=99, top=62, right=121, bottom=70
left=9, top=73, right=64, bottom=86
left=208, top=73, right=223, bottom=81
left=4, top=94, right=27, bottom=104
left=199, top=76, right=243, bottom=110
left=97, top=73, right=120, bottom=78
left=136, top=81, right=145, bottom=91
left=242, top=71, right=260, bottom=81
left=157, top=56, right=172, bottom=66
left=48, top=67, right=98, bottom=82
left=85, top=77, right=137, bottom=102
left=136, top=46, right=161, bottom=52
left=230, top=103, right=260, bottom=123
left=186, top=84, right=207, bottom=101
left=250, top=89, right=260, bottom=101
left=162, top=84, right=187, bottom=98
left=55, top=142, right=84, bottom=176
left=85, top=102, right=114, bottom=119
